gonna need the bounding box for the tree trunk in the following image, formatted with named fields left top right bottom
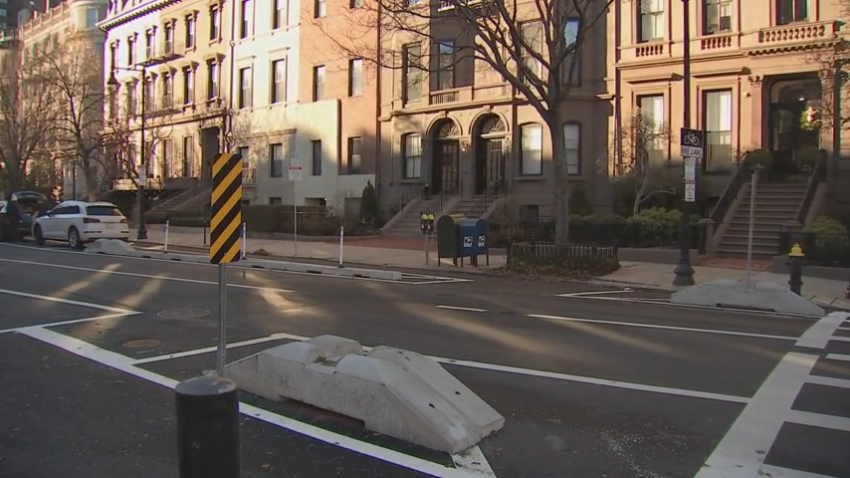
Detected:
left=82, top=160, right=97, bottom=201
left=548, top=122, right=571, bottom=245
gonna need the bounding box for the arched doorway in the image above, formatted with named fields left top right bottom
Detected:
left=472, top=115, right=507, bottom=195
left=430, top=119, right=461, bottom=194
left=769, top=77, right=822, bottom=175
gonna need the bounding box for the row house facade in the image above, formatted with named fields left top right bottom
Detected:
left=376, top=8, right=612, bottom=219
left=608, top=0, right=850, bottom=211
left=101, top=0, right=376, bottom=208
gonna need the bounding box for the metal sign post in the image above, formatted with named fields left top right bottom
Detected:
left=674, top=127, right=705, bottom=287
left=209, top=152, right=243, bottom=376
left=289, top=162, right=302, bottom=256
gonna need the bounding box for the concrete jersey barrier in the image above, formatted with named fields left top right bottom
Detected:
left=85, top=239, right=402, bottom=281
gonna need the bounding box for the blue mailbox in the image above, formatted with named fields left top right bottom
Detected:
left=458, top=219, right=477, bottom=258
left=473, top=218, right=489, bottom=257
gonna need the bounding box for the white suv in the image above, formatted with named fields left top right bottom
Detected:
left=33, top=201, right=131, bottom=249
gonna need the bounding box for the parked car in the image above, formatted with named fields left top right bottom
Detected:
left=33, top=201, right=130, bottom=249
left=0, top=191, right=49, bottom=241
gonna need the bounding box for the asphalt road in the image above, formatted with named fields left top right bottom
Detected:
left=1, top=241, right=849, bottom=478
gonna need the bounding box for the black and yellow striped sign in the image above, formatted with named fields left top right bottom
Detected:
left=210, top=152, right=243, bottom=264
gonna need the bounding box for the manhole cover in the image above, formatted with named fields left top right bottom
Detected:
left=157, top=309, right=210, bottom=319
left=123, top=339, right=161, bottom=348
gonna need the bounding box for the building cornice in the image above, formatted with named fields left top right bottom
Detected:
left=98, top=0, right=185, bottom=32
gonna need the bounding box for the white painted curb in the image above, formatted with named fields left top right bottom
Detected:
left=85, top=239, right=402, bottom=281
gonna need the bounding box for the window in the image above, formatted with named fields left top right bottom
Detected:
left=162, top=74, right=173, bottom=109
left=704, top=0, right=731, bottom=34
left=145, top=31, right=153, bottom=59
left=347, top=137, right=362, bottom=174
left=349, top=58, right=363, bottom=96
left=776, top=0, right=807, bottom=25
left=182, top=136, right=193, bottom=177
left=520, top=22, right=542, bottom=84
left=127, top=83, right=137, bottom=116
left=161, top=139, right=173, bottom=177
left=164, top=24, right=173, bottom=54
left=237, top=146, right=249, bottom=159
left=563, top=123, right=581, bottom=175
left=269, top=197, right=282, bottom=205
left=143, top=77, right=154, bottom=112
left=435, top=40, right=454, bottom=91
left=314, top=0, right=326, bottom=18
left=127, top=37, right=135, bottom=65
left=403, top=43, right=423, bottom=101
left=311, top=140, right=322, bottom=175
left=273, top=0, right=287, bottom=29
left=638, top=0, right=664, bottom=42
left=210, top=7, right=220, bottom=40
left=313, top=65, right=325, bottom=101
left=270, top=143, right=284, bottom=177
left=185, top=16, right=195, bottom=48
left=109, top=43, right=117, bottom=75
left=85, top=7, right=99, bottom=28
left=563, top=18, right=581, bottom=85
left=271, top=59, right=287, bottom=103
left=182, top=67, right=194, bottom=104
left=704, top=89, right=733, bottom=172
left=637, top=94, right=665, bottom=164
left=520, top=124, right=542, bottom=176
left=403, top=134, right=422, bottom=179
left=350, top=0, right=363, bottom=7
left=86, top=205, right=123, bottom=216
left=238, top=67, right=252, bottom=108
left=240, top=0, right=251, bottom=39
left=207, top=60, right=218, bottom=99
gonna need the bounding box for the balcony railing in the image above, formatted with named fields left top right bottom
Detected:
left=242, top=166, right=257, bottom=184
left=700, top=33, right=734, bottom=51
left=757, top=21, right=838, bottom=45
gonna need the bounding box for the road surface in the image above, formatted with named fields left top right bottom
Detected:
left=0, top=241, right=848, bottom=478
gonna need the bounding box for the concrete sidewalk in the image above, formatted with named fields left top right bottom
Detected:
left=139, top=226, right=849, bottom=307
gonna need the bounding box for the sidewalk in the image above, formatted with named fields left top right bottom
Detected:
left=138, top=226, right=849, bottom=308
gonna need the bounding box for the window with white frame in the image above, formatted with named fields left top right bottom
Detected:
left=521, top=22, right=542, bottom=84
left=704, top=0, right=732, bottom=34
left=704, top=89, right=733, bottom=172
left=85, top=7, right=99, bottom=28
left=270, top=143, right=284, bottom=177
left=564, top=123, right=581, bottom=175
left=776, top=0, right=807, bottom=25
left=238, top=67, right=252, bottom=108
left=403, top=134, right=422, bottom=179
left=637, top=94, right=665, bottom=164
left=349, top=58, right=363, bottom=96
left=273, top=0, right=287, bottom=29
left=271, top=59, right=287, bottom=103
left=206, top=60, right=218, bottom=99
left=563, top=18, right=581, bottom=85
left=638, top=0, right=664, bottom=42
left=520, top=124, right=543, bottom=176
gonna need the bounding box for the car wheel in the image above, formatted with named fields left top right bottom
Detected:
left=34, top=225, right=45, bottom=245
left=68, top=227, right=84, bottom=250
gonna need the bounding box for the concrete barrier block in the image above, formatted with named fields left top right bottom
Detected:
left=225, top=335, right=504, bottom=453
left=85, top=239, right=139, bottom=256
left=672, top=279, right=825, bottom=317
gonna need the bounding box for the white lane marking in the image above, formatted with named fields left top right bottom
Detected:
left=829, top=336, right=850, bottom=343
left=806, top=374, right=850, bottom=389
left=136, top=331, right=749, bottom=404
left=528, top=314, right=797, bottom=341
left=451, top=445, right=497, bottom=478
left=556, top=290, right=634, bottom=297
left=786, top=409, right=850, bottom=432
left=795, top=312, right=850, bottom=349
left=825, top=353, right=850, bottom=362
left=0, top=258, right=295, bottom=293
left=131, top=335, right=291, bottom=364
left=0, top=311, right=141, bottom=335
left=16, top=326, right=488, bottom=478
left=694, top=352, right=819, bottom=478
left=0, top=242, right=472, bottom=285
left=759, top=464, right=841, bottom=478
left=436, top=305, right=487, bottom=313
left=0, top=288, right=137, bottom=314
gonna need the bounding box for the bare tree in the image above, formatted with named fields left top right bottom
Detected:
left=0, top=46, right=58, bottom=192
left=41, top=34, right=107, bottom=200
left=318, top=0, right=615, bottom=244
left=615, top=110, right=674, bottom=215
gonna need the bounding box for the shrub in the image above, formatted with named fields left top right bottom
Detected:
left=744, top=148, right=774, bottom=175
left=800, top=216, right=850, bottom=266
left=507, top=242, right=621, bottom=278
left=628, top=207, right=681, bottom=229
left=568, top=182, right=593, bottom=217
left=803, top=216, right=849, bottom=235
left=360, top=181, right=380, bottom=225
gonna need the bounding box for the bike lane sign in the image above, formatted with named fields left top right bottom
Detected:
left=680, top=128, right=705, bottom=159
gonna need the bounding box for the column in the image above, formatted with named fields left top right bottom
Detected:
left=748, top=75, right=765, bottom=149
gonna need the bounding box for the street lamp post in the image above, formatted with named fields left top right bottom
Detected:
left=108, top=64, right=148, bottom=240
left=673, top=0, right=696, bottom=286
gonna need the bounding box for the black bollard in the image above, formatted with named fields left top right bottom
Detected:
left=175, top=375, right=240, bottom=478
left=787, top=243, right=805, bottom=296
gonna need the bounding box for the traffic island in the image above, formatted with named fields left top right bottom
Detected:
left=671, top=279, right=825, bottom=317
left=223, top=335, right=505, bottom=454
left=84, top=239, right=402, bottom=280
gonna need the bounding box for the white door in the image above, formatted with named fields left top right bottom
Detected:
left=39, top=206, right=65, bottom=239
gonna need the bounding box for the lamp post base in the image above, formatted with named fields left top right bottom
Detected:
left=673, top=260, right=696, bottom=286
